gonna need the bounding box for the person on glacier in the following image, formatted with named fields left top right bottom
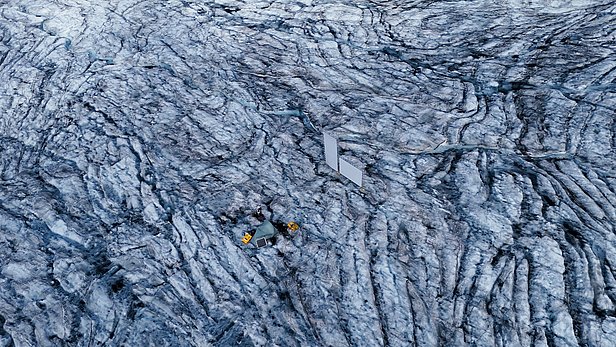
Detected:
left=241, top=207, right=300, bottom=247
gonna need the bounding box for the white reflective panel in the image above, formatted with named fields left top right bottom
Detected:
left=323, top=133, right=338, bottom=171
left=339, top=158, right=363, bottom=187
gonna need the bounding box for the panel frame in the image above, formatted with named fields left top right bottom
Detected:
left=323, top=132, right=339, bottom=171
left=339, top=158, right=363, bottom=187
left=255, top=238, right=267, bottom=247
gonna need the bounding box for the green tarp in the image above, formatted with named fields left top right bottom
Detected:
left=252, top=220, right=277, bottom=246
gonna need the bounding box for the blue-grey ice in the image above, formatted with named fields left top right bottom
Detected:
left=0, top=0, right=615, bottom=346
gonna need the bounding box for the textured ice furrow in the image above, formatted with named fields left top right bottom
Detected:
left=0, top=0, right=616, bottom=346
